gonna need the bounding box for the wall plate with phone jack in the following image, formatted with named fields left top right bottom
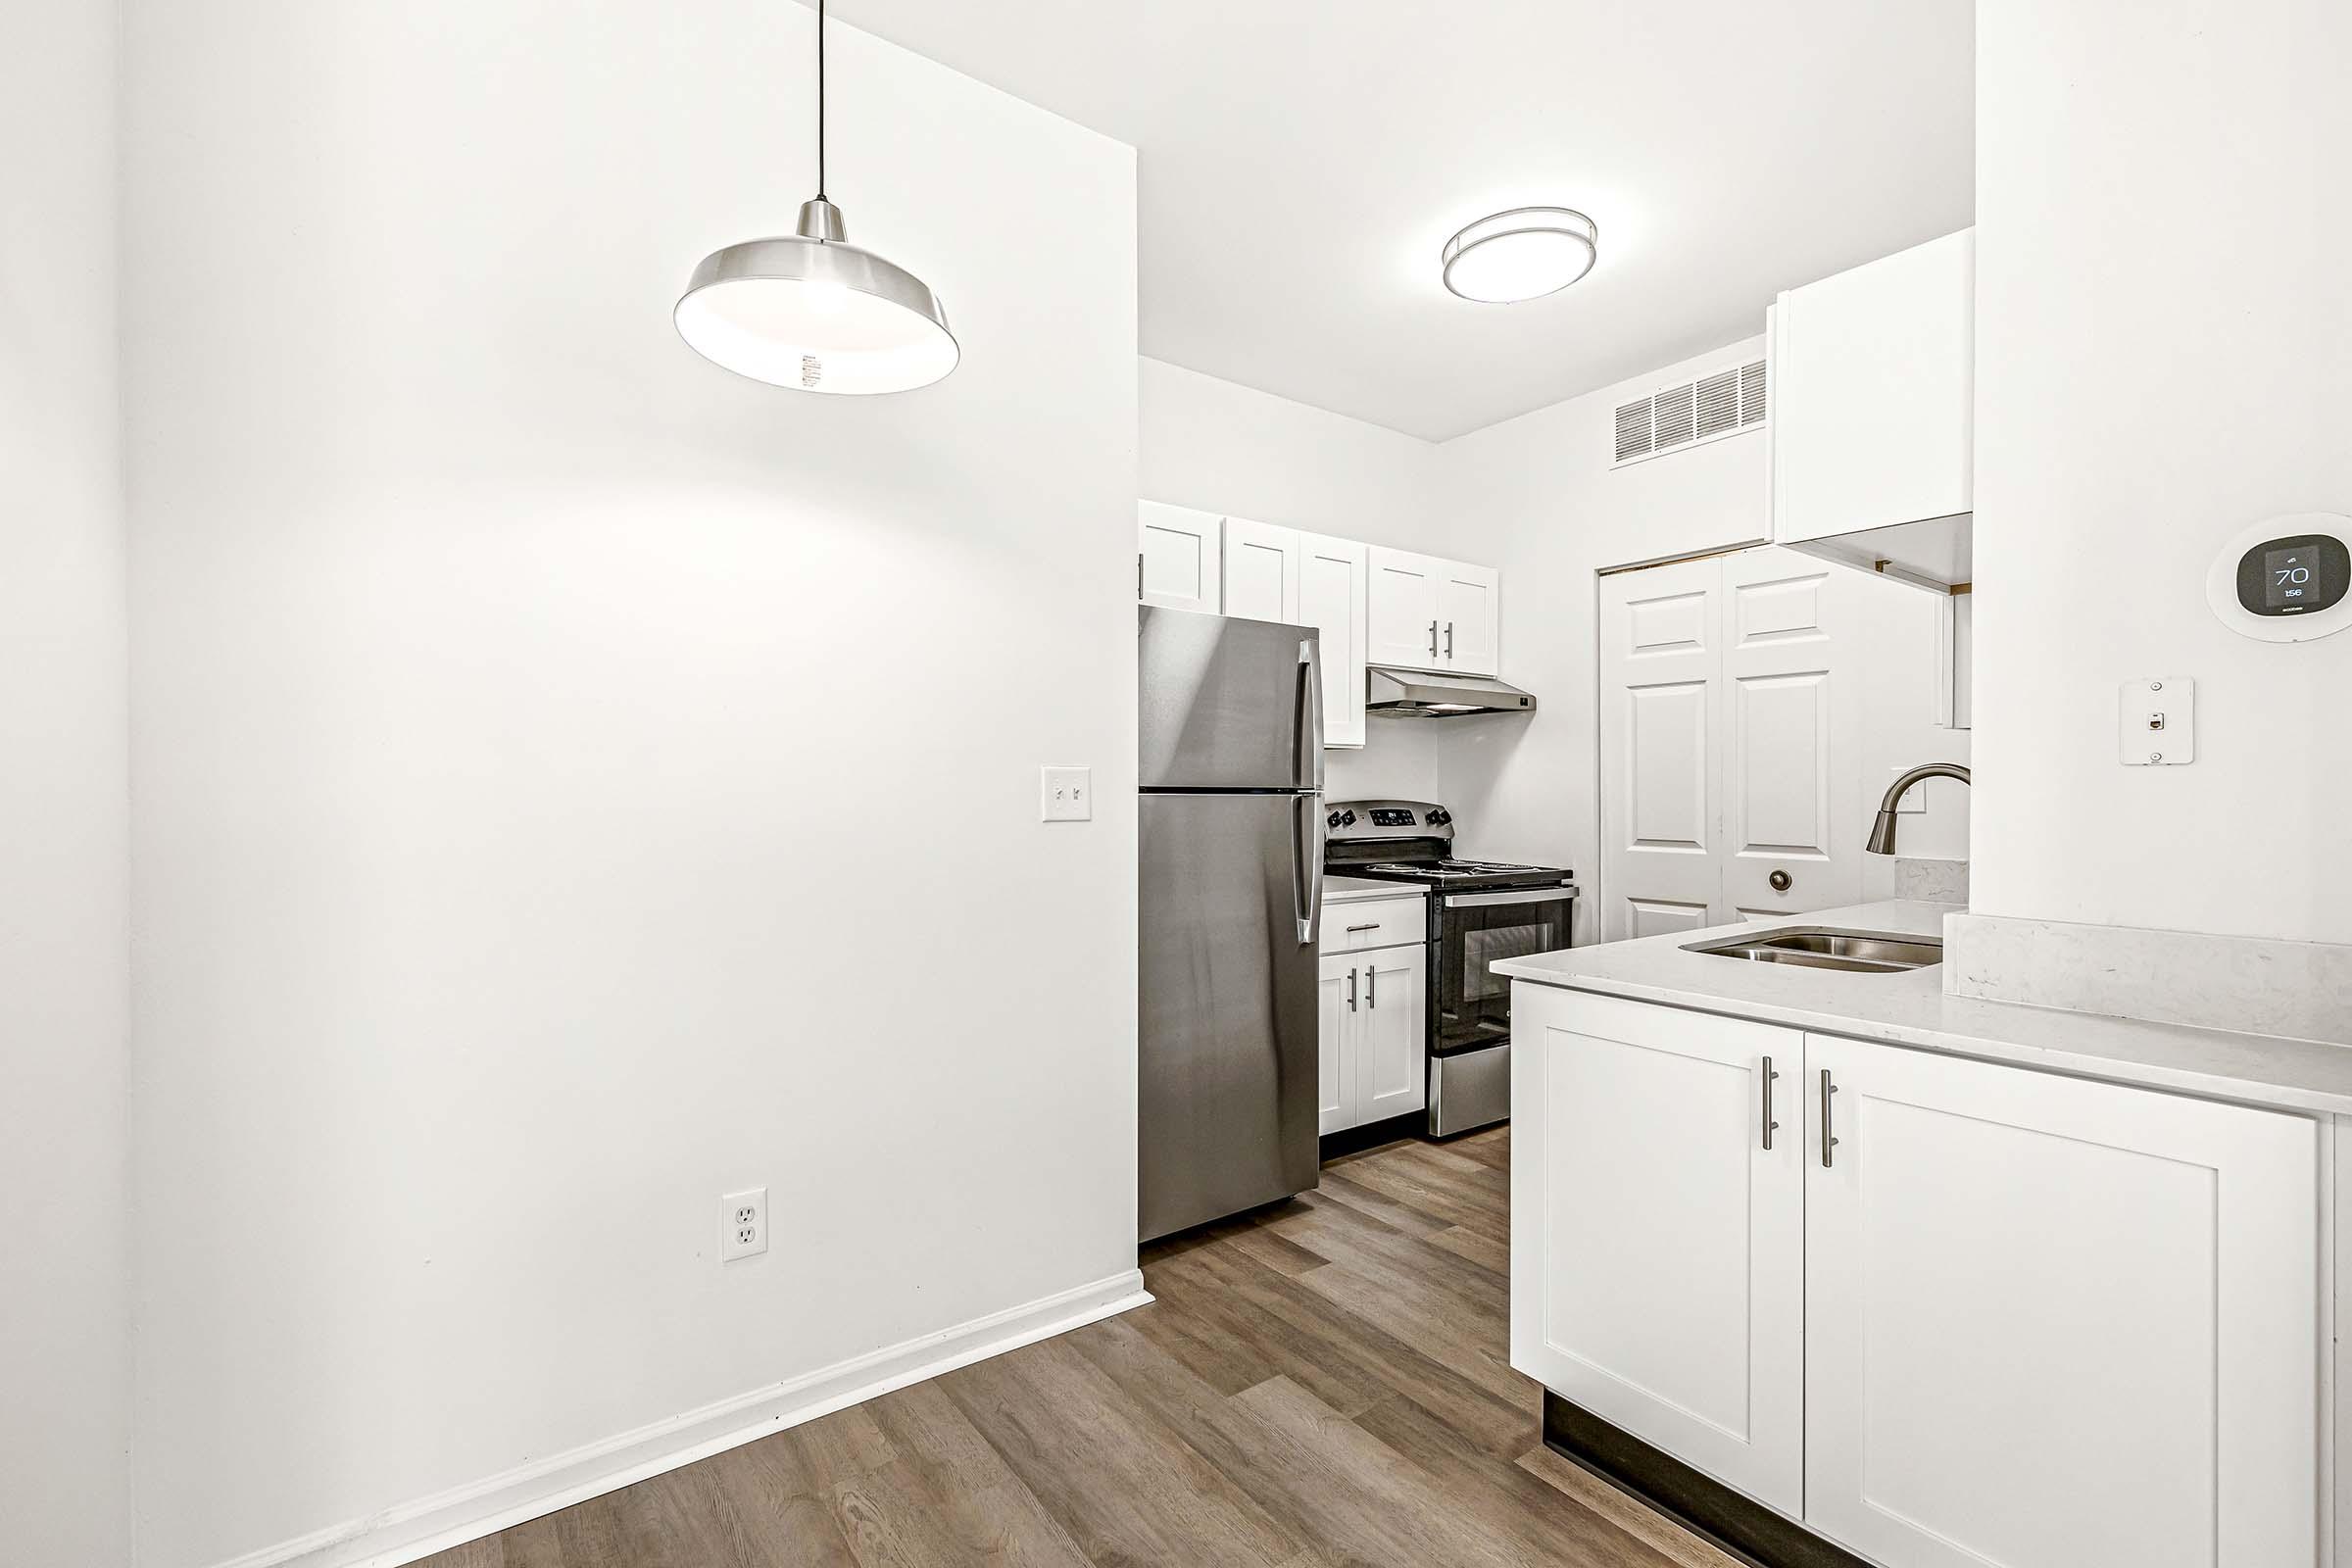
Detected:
left=2120, top=678, right=2194, bottom=765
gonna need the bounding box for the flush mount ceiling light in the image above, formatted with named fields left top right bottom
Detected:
left=1440, top=207, right=1599, bottom=304
left=674, top=0, right=957, bottom=394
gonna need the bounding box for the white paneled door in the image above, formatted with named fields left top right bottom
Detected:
left=1510, top=988, right=1806, bottom=1515
left=1803, top=1033, right=2320, bottom=1568
left=1597, top=546, right=1870, bottom=941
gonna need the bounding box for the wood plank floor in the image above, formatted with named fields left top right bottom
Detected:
left=422, top=1129, right=1734, bottom=1568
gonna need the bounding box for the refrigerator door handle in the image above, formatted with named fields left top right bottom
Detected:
left=1295, top=638, right=1324, bottom=792
left=1292, top=792, right=1324, bottom=946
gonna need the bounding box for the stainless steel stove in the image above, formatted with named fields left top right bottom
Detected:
left=1324, top=800, right=1579, bottom=1136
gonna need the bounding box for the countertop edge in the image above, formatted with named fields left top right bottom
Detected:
left=1504, top=968, right=2352, bottom=1119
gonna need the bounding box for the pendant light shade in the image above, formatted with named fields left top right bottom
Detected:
left=676, top=199, right=958, bottom=393
left=675, top=2, right=957, bottom=394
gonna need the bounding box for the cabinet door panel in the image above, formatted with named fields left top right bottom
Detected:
left=1358, top=949, right=1426, bottom=1121
left=1366, top=548, right=1443, bottom=669
left=1510, top=988, right=1805, bottom=1514
left=1772, top=229, right=1973, bottom=543
left=1317, top=953, right=1356, bottom=1135
left=1298, top=531, right=1368, bottom=748
left=1222, top=515, right=1298, bottom=624
left=1139, top=501, right=1222, bottom=612
left=1437, top=564, right=1499, bottom=675
left=1804, top=1034, right=2319, bottom=1568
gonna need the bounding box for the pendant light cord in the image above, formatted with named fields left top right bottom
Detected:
left=815, top=0, right=827, bottom=200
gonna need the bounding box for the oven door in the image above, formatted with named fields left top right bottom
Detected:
left=1432, top=887, right=1576, bottom=1058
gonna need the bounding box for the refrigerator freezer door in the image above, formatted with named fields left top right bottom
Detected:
left=1139, top=791, right=1319, bottom=1242
left=1141, top=606, right=1323, bottom=791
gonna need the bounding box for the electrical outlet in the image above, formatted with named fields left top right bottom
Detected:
left=720, top=1187, right=767, bottom=1262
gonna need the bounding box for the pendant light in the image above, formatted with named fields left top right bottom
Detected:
left=674, top=0, right=958, bottom=393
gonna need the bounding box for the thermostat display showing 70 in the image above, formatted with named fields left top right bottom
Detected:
left=2208, top=514, right=2352, bottom=642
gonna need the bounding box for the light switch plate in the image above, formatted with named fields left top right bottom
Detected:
left=1888, top=764, right=1929, bottom=813
left=2119, top=678, right=2194, bottom=765
left=1040, top=765, right=1093, bottom=821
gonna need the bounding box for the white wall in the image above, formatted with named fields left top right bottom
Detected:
left=1973, top=0, right=2352, bottom=944
left=122, top=6, right=1138, bottom=1564
left=1436, top=341, right=1775, bottom=933
left=1439, top=352, right=1967, bottom=934
left=1139, top=356, right=1458, bottom=801
left=0, top=0, right=132, bottom=1562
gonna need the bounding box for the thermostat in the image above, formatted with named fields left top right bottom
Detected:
left=2206, top=513, right=2352, bottom=642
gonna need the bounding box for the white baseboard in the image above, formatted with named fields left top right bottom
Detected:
left=211, top=1268, right=1152, bottom=1568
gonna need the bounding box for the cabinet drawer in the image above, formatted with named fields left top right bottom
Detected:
left=1320, top=896, right=1426, bottom=955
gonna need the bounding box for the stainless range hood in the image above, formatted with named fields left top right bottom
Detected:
left=1365, top=666, right=1538, bottom=718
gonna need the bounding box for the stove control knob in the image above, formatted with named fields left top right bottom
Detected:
left=1343, top=809, right=1358, bottom=825
left=1427, top=808, right=1450, bottom=825
left=1327, top=810, right=1343, bottom=829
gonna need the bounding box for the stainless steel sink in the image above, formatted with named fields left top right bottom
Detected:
left=1685, top=927, right=1943, bottom=973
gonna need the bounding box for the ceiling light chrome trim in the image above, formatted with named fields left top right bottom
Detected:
left=1440, top=206, right=1599, bottom=304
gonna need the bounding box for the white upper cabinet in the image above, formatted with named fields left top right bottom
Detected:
left=1771, top=229, right=1974, bottom=547
left=1138, top=501, right=1222, bottom=613
left=1366, top=548, right=1443, bottom=668
left=1220, top=515, right=1298, bottom=622
left=1219, top=516, right=1369, bottom=749
left=1143, top=508, right=1493, bottom=746
left=1367, top=547, right=1500, bottom=676
left=1296, top=532, right=1369, bottom=748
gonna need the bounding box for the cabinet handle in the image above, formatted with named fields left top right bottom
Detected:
left=1445, top=621, right=1454, bottom=658
left=1760, top=1055, right=1781, bottom=1151
left=1820, top=1069, right=1839, bottom=1167
left=1345, top=921, right=1380, bottom=932
left=1427, top=620, right=1439, bottom=658
left=1366, top=964, right=1377, bottom=1007
left=1348, top=968, right=1358, bottom=1011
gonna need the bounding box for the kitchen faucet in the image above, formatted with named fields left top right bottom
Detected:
left=1866, top=763, right=1972, bottom=855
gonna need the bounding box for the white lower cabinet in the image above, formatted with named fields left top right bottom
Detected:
left=1803, top=1032, right=2320, bottom=1568
left=1318, top=944, right=1426, bottom=1135
left=1509, top=988, right=1806, bottom=1513
left=1512, top=984, right=2326, bottom=1568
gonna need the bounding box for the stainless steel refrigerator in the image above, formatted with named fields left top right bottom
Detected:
left=1138, top=605, right=1325, bottom=1243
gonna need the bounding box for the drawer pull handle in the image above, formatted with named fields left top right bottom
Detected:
left=1346, top=921, right=1380, bottom=933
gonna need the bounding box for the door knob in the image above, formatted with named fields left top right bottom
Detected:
left=1769, top=869, right=1792, bottom=893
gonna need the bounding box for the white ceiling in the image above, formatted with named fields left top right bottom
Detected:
left=822, top=1, right=1975, bottom=442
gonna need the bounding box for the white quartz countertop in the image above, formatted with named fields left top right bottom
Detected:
left=1324, top=876, right=1427, bottom=904
left=1494, top=900, right=2352, bottom=1118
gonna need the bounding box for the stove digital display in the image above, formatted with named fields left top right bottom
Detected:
left=1368, top=808, right=1418, bottom=827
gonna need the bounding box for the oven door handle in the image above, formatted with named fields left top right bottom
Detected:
left=1444, top=885, right=1580, bottom=908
